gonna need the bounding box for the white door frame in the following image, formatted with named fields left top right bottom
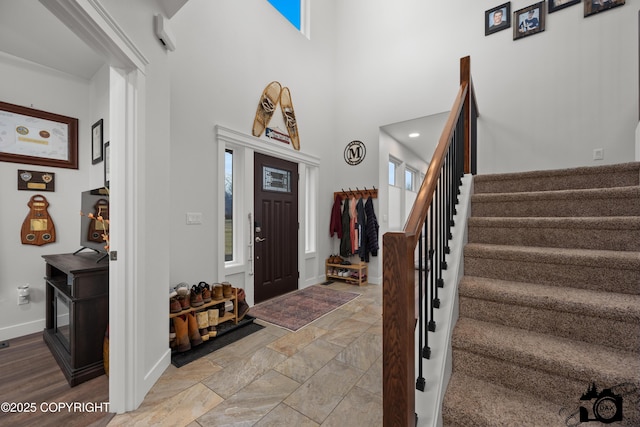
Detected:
left=215, top=126, right=320, bottom=306
left=41, top=0, right=148, bottom=413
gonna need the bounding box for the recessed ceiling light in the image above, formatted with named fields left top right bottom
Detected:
left=409, top=132, right=420, bottom=138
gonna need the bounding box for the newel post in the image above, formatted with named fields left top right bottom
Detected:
left=383, top=232, right=416, bottom=426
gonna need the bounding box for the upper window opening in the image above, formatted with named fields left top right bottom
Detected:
left=268, top=0, right=308, bottom=36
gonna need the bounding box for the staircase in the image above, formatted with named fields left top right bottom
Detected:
left=442, top=162, right=640, bottom=426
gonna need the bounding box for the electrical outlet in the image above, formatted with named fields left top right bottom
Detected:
left=593, top=148, right=604, bottom=160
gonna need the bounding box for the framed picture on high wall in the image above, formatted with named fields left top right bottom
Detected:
left=486, top=3, right=511, bottom=36
left=549, top=0, right=580, bottom=13
left=0, top=101, right=78, bottom=169
left=514, top=2, right=545, bottom=40
left=585, top=0, right=624, bottom=17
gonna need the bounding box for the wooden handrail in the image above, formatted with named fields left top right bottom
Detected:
left=383, top=56, right=477, bottom=426
left=403, top=83, right=467, bottom=247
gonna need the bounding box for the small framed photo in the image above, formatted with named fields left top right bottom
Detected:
left=104, top=141, right=110, bottom=188
left=514, top=2, right=545, bottom=40
left=585, top=0, right=624, bottom=17
left=549, top=0, right=580, bottom=13
left=92, top=119, right=103, bottom=164
left=486, top=3, right=511, bottom=36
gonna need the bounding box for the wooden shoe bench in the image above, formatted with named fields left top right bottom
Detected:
left=325, top=260, right=368, bottom=286
left=170, top=288, right=238, bottom=326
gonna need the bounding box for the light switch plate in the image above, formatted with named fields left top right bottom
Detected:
left=186, top=212, right=202, bottom=225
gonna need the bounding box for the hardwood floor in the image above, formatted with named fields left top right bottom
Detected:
left=0, top=332, right=111, bottom=427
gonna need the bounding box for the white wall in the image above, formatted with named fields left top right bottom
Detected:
left=100, top=0, right=173, bottom=409
left=333, top=0, right=637, bottom=177
left=0, top=54, right=106, bottom=341
left=168, top=0, right=338, bottom=291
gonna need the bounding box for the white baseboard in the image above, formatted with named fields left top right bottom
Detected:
left=0, top=318, right=45, bottom=341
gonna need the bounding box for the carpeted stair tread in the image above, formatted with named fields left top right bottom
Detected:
left=465, top=243, right=640, bottom=269
left=442, top=372, right=565, bottom=427
left=471, top=186, right=640, bottom=217
left=473, top=161, right=640, bottom=194
left=452, top=317, right=640, bottom=387
left=468, top=216, right=640, bottom=251
left=459, top=276, right=640, bottom=323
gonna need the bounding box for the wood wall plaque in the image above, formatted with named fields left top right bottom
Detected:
left=17, top=169, right=55, bottom=191
left=21, top=194, right=56, bottom=245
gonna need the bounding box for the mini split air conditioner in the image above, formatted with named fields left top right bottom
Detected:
left=154, top=14, right=176, bottom=52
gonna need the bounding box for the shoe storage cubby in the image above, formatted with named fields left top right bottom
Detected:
left=325, top=259, right=368, bottom=286
left=170, top=288, right=238, bottom=325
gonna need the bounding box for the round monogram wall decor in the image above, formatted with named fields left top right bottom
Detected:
left=344, top=140, right=366, bottom=165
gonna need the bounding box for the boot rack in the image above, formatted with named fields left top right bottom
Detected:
left=169, top=288, right=238, bottom=325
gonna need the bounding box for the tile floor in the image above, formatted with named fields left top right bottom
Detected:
left=107, top=281, right=383, bottom=426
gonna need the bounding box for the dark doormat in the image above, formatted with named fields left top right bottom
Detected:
left=171, top=315, right=264, bottom=368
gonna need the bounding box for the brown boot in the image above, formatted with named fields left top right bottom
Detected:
left=212, top=283, right=223, bottom=300
left=190, top=285, right=204, bottom=307
left=222, top=282, right=233, bottom=298
left=235, top=288, right=250, bottom=321
left=196, top=311, right=209, bottom=341
left=169, top=319, right=176, bottom=349
left=187, top=311, right=203, bottom=346
left=173, top=315, right=191, bottom=352
left=200, top=282, right=212, bottom=303
left=207, top=308, right=219, bottom=338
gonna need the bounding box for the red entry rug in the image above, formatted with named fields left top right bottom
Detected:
left=250, top=285, right=359, bottom=331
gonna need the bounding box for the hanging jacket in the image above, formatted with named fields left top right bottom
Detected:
left=349, top=196, right=358, bottom=254
left=357, top=198, right=368, bottom=262
left=340, top=198, right=352, bottom=257
left=364, top=197, right=379, bottom=257
left=329, top=194, right=343, bottom=238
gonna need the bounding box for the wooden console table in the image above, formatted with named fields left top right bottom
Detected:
left=42, top=252, right=109, bottom=387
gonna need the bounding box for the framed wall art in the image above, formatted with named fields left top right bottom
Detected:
left=92, top=119, right=104, bottom=164
left=548, top=0, right=580, bottom=13
left=0, top=101, right=78, bottom=169
left=514, top=2, right=545, bottom=40
left=585, top=0, right=624, bottom=17
left=486, top=3, right=511, bottom=36
left=104, top=141, right=110, bottom=188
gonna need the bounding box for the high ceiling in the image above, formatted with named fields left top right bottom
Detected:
left=0, top=1, right=445, bottom=162
left=0, top=1, right=105, bottom=80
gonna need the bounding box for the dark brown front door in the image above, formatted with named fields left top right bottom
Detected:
left=254, top=152, right=298, bottom=303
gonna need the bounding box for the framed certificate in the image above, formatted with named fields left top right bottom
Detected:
left=92, top=119, right=104, bottom=164
left=0, top=101, right=78, bottom=169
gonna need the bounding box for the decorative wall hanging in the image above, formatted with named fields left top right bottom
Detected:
left=485, top=3, right=511, bottom=36
left=21, top=194, right=56, bottom=245
left=585, top=0, right=624, bottom=17
left=265, top=127, right=291, bottom=145
left=17, top=169, right=55, bottom=192
left=280, top=87, right=300, bottom=151
left=92, top=119, right=104, bottom=164
left=548, top=0, right=580, bottom=13
left=0, top=101, right=78, bottom=169
left=104, top=141, right=111, bottom=188
left=252, top=82, right=301, bottom=151
left=252, top=81, right=282, bottom=138
left=513, top=2, right=545, bottom=40
left=344, top=140, right=366, bottom=165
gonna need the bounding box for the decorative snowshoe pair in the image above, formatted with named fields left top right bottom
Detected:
left=252, top=81, right=300, bottom=151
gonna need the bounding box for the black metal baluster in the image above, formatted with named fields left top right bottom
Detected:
left=428, top=200, right=436, bottom=330
left=416, top=230, right=425, bottom=392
